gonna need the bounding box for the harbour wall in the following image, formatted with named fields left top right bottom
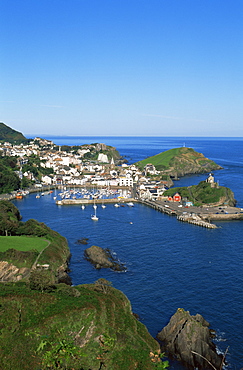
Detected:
left=56, top=198, right=137, bottom=205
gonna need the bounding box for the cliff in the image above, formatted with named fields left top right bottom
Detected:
left=157, top=308, right=224, bottom=370
left=0, top=281, right=161, bottom=370
left=136, top=147, right=222, bottom=178
left=0, top=200, right=70, bottom=284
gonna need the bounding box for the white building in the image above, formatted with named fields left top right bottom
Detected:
left=119, top=174, right=133, bottom=187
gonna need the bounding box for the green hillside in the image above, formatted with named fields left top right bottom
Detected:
left=0, top=282, right=162, bottom=370
left=164, top=181, right=236, bottom=206
left=135, top=147, right=222, bottom=177
left=0, top=122, right=28, bottom=143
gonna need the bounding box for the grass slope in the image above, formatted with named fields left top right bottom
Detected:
left=0, top=236, right=49, bottom=252
left=136, top=147, right=181, bottom=170
left=0, top=282, right=161, bottom=370
left=135, top=147, right=221, bottom=175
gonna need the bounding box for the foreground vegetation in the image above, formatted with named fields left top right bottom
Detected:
left=0, top=281, right=166, bottom=370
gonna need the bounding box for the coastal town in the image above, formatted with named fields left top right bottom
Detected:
left=0, top=136, right=170, bottom=199
left=1, top=136, right=243, bottom=228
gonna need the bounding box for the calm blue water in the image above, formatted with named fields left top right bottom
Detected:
left=18, top=137, right=243, bottom=369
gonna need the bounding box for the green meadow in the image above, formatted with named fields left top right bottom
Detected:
left=0, top=236, right=48, bottom=252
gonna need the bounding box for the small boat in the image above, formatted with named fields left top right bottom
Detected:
left=127, top=202, right=134, bottom=207
left=101, top=204, right=106, bottom=209
left=91, top=206, right=98, bottom=220
left=114, top=203, right=120, bottom=207
left=81, top=205, right=85, bottom=210
left=36, top=195, right=40, bottom=198
left=91, top=214, right=99, bottom=221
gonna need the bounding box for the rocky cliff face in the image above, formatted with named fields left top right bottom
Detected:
left=157, top=308, right=224, bottom=370
left=167, top=148, right=222, bottom=179
left=136, top=147, right=222, bottom=179
left=0, top=261, right=30, bottom=282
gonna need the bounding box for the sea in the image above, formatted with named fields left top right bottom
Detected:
left=13, top=136, right=243, bottom=370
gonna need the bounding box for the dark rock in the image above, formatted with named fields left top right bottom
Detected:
left=84, top=245, right=126, bottom=271
left=75, top=237, right=89, bottom=245
left=56, top=265, right=72, bottom=285
left=157, top=308, right=224, bottom=370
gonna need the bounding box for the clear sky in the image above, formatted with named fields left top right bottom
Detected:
left=1, top=0, right=242, bottom=137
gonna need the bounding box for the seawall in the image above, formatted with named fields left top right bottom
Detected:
left=56, top=198, right=137, bottom=205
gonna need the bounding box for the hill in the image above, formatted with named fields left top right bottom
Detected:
left=135, top=147, right=222, bottom=178
left=0, top=122, right=28, bottom=143
left=163, top=180, right=236, bottom=207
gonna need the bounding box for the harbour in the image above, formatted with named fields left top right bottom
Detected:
left=11, top=137, right=243, bottom=369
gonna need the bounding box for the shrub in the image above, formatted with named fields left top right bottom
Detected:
left=29, top=269, right=56, bottom=292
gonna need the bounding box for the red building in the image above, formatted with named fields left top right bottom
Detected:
left=168, top=192, right=181, bottom=202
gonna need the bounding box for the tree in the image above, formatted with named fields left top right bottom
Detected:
left=0, top=162, right=20, bottom=193
left=0, top=200, right=21, bottom=235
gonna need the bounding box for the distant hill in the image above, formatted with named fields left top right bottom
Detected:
left=135, top=147, right=222, bottom=178
left=0, top=122, right=28, bottom=143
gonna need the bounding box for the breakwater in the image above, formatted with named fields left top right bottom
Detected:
left=139, top=199, right=217, bottom=228
left=56, top=197, right=137, bottom=205
left=177, top=213, right=217, bottom=228
left=139, top=199, right=177, bottom=216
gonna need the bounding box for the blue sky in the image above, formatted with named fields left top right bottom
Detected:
left=1, top=0, right=242, bottom=137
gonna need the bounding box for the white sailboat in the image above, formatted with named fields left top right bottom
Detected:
left=91, top=200, right=98, bottom=220
left=91, top=207, right=98, bottom=221
left=101, top=199, right=106, bottom=208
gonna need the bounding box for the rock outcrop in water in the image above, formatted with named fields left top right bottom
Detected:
left=84, top=245, right=126, bottom=271
left=157, top=308, right=224, bottom=370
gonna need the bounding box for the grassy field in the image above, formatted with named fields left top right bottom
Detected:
left=0, top=236, right=49, bottom=252
left=136, top=147, right=181, bottom=170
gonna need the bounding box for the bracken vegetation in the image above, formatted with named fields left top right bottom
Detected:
left=0, top=282, right=163, bottom=370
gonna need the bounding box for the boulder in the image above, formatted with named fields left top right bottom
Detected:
left=157, top=308, right=224, bottom=370
left=84, top=245, right=126, bottom=271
